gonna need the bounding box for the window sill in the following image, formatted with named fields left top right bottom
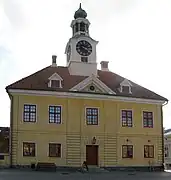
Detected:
left=122, top=126, right=133, bottom=128
left=23, top=156, right=35, bottom=157
left=49, top=156, right=61, bottom=158
left=86, top=124, right=98, bottom=126
left=23, top=121, right=36, bottom=123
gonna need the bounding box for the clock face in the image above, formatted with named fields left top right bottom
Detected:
left=76, top=40, right=92, bottom=56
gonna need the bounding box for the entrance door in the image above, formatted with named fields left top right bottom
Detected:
left=86, top=145, right=98, bottom=165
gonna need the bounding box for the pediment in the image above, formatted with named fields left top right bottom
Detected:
left=120, top=79, right=132, bottom=86
left=70, top=74, right=116, bottom=94
left=81, top=82, right=107, bottom=93
left=48, top=73, right=63, bottom=81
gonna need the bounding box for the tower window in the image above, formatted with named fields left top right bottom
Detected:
left=85, top=24, right=88, bottom=32
left=80, top=22, right=85, bottom=32
left=81, top=56, right=88, bottom=63
left=75, top=23, right=79, bottom=33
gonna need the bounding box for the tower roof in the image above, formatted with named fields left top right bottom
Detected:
left=74, top=3, right=87, bottom=19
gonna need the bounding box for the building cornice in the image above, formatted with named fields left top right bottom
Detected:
left=7, top=89, right=166, bottom=105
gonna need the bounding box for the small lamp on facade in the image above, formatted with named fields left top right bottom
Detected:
left=92, top=137, right=96, bottom=144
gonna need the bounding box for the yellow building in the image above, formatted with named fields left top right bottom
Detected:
left=6, top=4, right=168, bottom=171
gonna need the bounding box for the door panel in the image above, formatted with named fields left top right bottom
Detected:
left=86, top=145, right=98, bottom=165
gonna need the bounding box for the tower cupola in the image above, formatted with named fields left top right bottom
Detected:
left=74, top=3, right=87, bottom=19
left=71, top=3, right=90, bottom=37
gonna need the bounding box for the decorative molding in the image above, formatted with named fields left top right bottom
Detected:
left=120, top=79, right=132, bottom=87
left=120, top=79, right=132, bottom=94
left=7, top=89, right=166, bottom=105
left=48, top=73, right=63, bottom=81
left=70, top=74, right=116, bottom=94
left=48, top=73, right=63, bottom=88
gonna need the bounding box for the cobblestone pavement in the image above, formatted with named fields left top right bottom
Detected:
left=0, top=170, right=171, bottom=180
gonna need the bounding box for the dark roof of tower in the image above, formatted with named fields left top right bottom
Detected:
left=74, top=3, right=87, bottom=19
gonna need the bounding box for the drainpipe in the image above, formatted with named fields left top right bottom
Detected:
left=161, top=100, right=168, bottom=170
left=6, top=90, right=13, bottom=168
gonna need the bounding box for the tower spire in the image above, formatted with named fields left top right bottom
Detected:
left=74, top=3, right=87, bottom=19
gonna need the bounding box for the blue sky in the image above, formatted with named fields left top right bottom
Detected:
left=0, top=0, right=171, bottom=128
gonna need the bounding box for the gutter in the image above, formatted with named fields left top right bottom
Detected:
left=161, top=101, right=168, bottom=168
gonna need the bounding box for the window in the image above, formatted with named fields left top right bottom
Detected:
left=165, top=145, right=169, bottom=157
left=49, top=106, right=62, bottom=124
left=144, top=145, right=154, bottom=158
left=0, top=155, right=4, bottom=160
left=23, top=104, right=36, bottom=122
left=86, top=108, right=98, bottom=125
left=75, top=23, right=79, bottom=33
left=23, top=142, right=35, bottom=157
left=122, top=145, right=133, bottom=158
left=80, top=22, right=85, bottom=32
left=49, top=143, right=61, bottom=157
left=122, top=86, right=130, bottom=93
left=121, top=110, right=132, bottom=127
left=51, top=80, right=60, bottom=88
left=81, top=56, right=88, bottom=63
left=143, top=111, right=153, bottom=128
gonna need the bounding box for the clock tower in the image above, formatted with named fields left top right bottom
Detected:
left=65, top=3, right=98, bottom=76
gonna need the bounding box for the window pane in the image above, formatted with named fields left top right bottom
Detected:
left=144, top=145, right=154, bottom=158
left=143, top=111, right=153, bottom=128
left=122, top=86, right=129, bottom=93
left=23, top=142, right=35, bottom=157
left=122, top=146, right=127, bottom=158
left=51, top=80, right=60, bottom=87
left=49, top=143, right=61, bottom=157
left=23, top=105, right=36, bottom=122
left=122, top=145, right=133, bottom=158
left=122, top=110, right=127, bottom=117
left=127, top=111, right=132, bottom=117
left=49, top=106, right=61, bottom=124
left=49, top=106, right=55, bottom=113
left=149, top=146, right=154, bottom=157
left=86, top=108, right=98, bottom=125
left=121, top=110, right=132, bottom=127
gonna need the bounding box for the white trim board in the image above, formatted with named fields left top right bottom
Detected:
left=8, top=89, right=166, bottom=105
left=120, top=79, right=132, bottom=86
left=48, top=73, right=63, bottom=81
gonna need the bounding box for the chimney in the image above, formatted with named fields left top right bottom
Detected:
left=100, top=61, right=109, bottom=71
left=52, top=55, right=57, bottom=67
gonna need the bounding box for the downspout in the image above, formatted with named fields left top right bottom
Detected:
left=7, top=90, right=13, bottom=168
left=161, top=100, right=168, bottom=170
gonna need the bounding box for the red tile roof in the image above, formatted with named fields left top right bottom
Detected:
left=6, top=66, right=168, bottom=101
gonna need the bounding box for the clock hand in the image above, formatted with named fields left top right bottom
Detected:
left=82, top=46, right=88, bottom=51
